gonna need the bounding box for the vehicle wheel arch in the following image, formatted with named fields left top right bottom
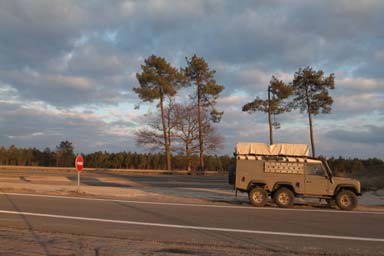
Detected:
left=247, top=180, right=267, bottom=191
left=272, top=182, right=296, bottom=195
left=334, top=184, right=358, bottom=196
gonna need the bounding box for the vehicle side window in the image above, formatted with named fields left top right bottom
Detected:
left=306, top=163, right=324, bottom=176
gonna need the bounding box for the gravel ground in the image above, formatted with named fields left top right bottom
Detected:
left=0, top=227, right=372, bottom=256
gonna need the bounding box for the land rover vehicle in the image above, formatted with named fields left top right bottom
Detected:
left=228, top=143, right=361, bottom=210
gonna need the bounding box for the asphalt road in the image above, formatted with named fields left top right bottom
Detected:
left=0, top=169, right=230, bottom=188
left=0, top=192, right=383, bottom=255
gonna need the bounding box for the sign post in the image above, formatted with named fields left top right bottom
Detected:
left=75, top=154, right=84, bottom=187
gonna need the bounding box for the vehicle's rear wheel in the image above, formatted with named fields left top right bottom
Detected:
left=274, top=187, right=294, bottom=208
left=248, top=187, right=268, bottom=207
left=335, top=190, right=357, bottom=211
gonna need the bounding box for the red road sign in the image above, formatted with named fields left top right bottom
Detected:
left=75, top=154, right=84, bottom=172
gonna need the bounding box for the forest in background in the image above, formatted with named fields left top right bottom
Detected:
left=0, top=143, right=233, bottom=173
left=0, top=143, right=382, bottom=176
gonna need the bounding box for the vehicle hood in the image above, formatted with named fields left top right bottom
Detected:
left=332, top=177, right=357, bottom=182
left=332, top=177, right=361, bottom=194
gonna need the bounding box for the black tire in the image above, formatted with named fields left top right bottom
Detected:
left=274, top=187, right=294, bottom=208
left=335, top=190, right=357, bottom=211
left=248, top=187, right=268, bottom=207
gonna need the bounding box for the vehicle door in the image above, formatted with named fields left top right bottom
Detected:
left=304, top=163, right=331, bottom=196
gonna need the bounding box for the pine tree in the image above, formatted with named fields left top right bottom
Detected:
left=134, top=55, right=182, bottom=170
left=183, top=55, right=224, bottom=173
left=242, top=76, right=292, bottom=144
left=291, top=67, right=335, bottom=157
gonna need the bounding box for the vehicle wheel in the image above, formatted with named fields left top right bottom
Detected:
left=274, top=188, right=294, bottom=208
left=336, top=190, right=357, bottom=211
left=248, top=187, right=268, bottom=207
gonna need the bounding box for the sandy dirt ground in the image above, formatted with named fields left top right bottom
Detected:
left=1, top=226, right=350, bottom=256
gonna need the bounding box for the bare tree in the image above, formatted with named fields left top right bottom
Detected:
left=135, top=98, right=178, bottom=152
left=172, top=104, right=223, bottom=172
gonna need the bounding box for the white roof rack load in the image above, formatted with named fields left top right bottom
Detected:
left=236, top=142, right=309, bottom=157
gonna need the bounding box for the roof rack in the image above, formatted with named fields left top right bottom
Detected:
left=235, top=142, right=309, bottom=157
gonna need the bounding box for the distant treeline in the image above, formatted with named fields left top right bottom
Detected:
left=0, top=144, right=234, bottom=172
left=0, top=144, right=382, bottom=174
left=326, top=157, right=383, bottom=175
left=85, top=152, right=234, bottom=173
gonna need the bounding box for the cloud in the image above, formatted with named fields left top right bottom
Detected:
left=218, top=95, right=249, bottom=105
left=0, top=69, right=126, bottom=107
left=0, top=100, right=136, bottom=153
left=326, top=125, right=384, bottom=145
left=60, top=35, right=141, bottom=79
left=0, top=1, right=88, bottom=70
left=0, top=0, right=383, bottom=157
left=337, top=77, right=384, bottom=91
left=328, top=93, right=384, bottom=120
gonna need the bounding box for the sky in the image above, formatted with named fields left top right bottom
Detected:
left=0, top=0, right=383, bottom=158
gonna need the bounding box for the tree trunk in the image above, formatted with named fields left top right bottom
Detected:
left=308, top=110, right=315, bottom=158
left=305, top=89, right=316, bottom=158
left=268, top=87, right=273, bottom=145
left=268, top=111, right=273, bottom=145
left=197, top=84, right=204, bottom=174
left=159, top=95, right=171, bottom=170
left=186, top=143, right=191, bottom=172
left=167, top=106, right=173, bottom=172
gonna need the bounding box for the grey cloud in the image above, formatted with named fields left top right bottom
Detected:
left=2, top=1, right=383, bottom=97
left=0, top=101, right=135, bottom=153
left=326, top=125, right=384, bottom=145
left=62, top=36, right=141, bottom=79
left=356, top=55, right=384, bottom=79
left=0, top=1, right=87, bottom=70
left=1, top=0, right=384, bottom=157
left=109, top=120, right=137, bottom=128
left=0, top=68, right=128, bottom=107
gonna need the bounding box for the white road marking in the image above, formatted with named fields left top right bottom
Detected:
left=0, top=209, right=383, bottom=242
left=0, top=192, right=383, bottom=215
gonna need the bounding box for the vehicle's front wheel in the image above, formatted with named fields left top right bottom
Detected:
left=248, top=187, right=268, bottom=207
left=335, top=190, right=357, bottom=211
left=274, top=188, right=294, bottom=208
